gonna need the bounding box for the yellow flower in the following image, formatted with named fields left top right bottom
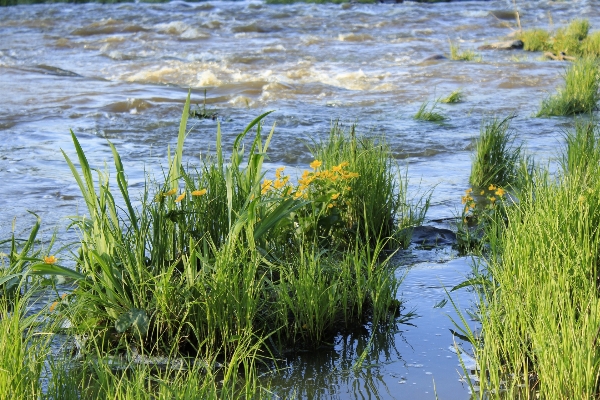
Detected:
left=331, top=193, right=340, bottom=200
left=175, top=193, right=186, bottom=203
left=480, top=190, right=485, bottom=195
left=44, top=255, right=58, bottom=265
left=327, top=203, right=334, bottom=209
left=310, top=160, right=322, bottom=170
left=164, top=188, right=177, bottom=196
left=261, top=179, right=273, bottom=195
left=273, top=179, right=285, bottom=189
left=579, top=195, right=586, bottom=204
left=465, top=188, right=473, bottom=194
left=192, top=189, right=207, bottom=196
left=345, top=186, right=352, bottom=191
left=489, top=196, right=496, bottom=203
left=49, top=301, right=59, bottom=312
left=488, top=184, right=497, bottom=191
left=275, top=167, right=285, bottom=179
left=495, top=188, right=506, bottom=197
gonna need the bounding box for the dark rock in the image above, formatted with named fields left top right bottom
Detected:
left=418, top=54, right=447, bottom=65
left=478, top=40, right=523, bottom=50
left=489, top=10, right=519, bottom=21
left=411, top=226, right=456, bottom=248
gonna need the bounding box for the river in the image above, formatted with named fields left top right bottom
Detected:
left=1, top=0, right=598, bottom=398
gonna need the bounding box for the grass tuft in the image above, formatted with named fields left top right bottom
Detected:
left=536, top=57, right=600, bottom=117
left=440, top=89, right=463, bottom=104
left=448, top=41, right=481, bottom=61
left=414, top=100, right=446, bottom=122
left=469, top=115, right=522, bottom=189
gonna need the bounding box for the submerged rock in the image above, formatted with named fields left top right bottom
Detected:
left=478, top=40, right=523, bottom=50
left=411, top=226, right=456, bottom=248
left=418, top=54, right=448, bottom=65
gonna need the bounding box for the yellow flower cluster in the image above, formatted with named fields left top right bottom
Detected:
left=262, top=167, right=290, bottom=195
left=293, top=160, right=359, bottom=201
left=156, top=187, right=208, bottom=202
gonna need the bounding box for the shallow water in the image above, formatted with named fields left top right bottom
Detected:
left=1, top=0, right=599, bottom=397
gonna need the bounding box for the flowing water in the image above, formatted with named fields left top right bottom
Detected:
left=1, top=0, right=599, bottom=398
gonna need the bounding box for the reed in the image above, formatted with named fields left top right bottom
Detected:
left=456, top=120, right=600, bottom=397
left=536, top=57, right=600, bottom=117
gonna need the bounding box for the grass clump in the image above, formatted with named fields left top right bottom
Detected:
left=536, top=57, right=600, bottom=117
left=414, top=100, right=445, bottom=122
left=519, top=19, right=600, bottom=58
left=469, top=115, right=522, bottom=189
left=471, top=123, right=600, bottom=397
left=440, top=89, right=463, bottom=104
left=448, top=41, right=480, bottom=62
left=29, top=92, right=426, bottom=384
left=519, top=28, right=551, bottom=52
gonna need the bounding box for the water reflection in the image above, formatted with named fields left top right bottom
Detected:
left=267, top=324, right=409, bottom=399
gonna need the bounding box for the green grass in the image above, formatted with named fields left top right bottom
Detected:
left=582, top=31, right=600, bottom=58
left=448, top=41, right=481, bottom=62
left=440, top=89, right=463, bottom=104
left=469, top=115, right=522, bottom=189
left=27, top=93, right=421, bottom=374
left=519, top=29, right=551, bottom=52
left=1, top=93, right=430, bottom=397
left=414, top=100, right=446, bottom=122
left=536, top=57, right=600, bottom=117
left=452, top=119, right=600, bottom=398
left=518, top=19, right=600, bottom=58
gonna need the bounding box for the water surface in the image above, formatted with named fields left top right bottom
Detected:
left=1, top=0, right=598, bottom=397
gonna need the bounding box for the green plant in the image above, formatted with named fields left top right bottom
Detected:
left=440, top=89, right=463, bottom=104
left=536, top=57, right=600, bottom=117
left=581, top=31, right=600, bottom=58
left=448, top=41, right=480, bottom=61
left=42, top=93, right=414, bottom=364
left=414, top=100, right=445, bottom=122
left=189, top=89, right=218, bottom=120
left=519, top=29, right=551, bottom=52
left=455, top=121, right=600, bottom=397
left=308, top=123, right=430, bottom=248
left=469, top=115, right=522, bottom=188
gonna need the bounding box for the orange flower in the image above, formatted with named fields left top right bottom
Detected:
left=44, top=255, right=58, bottom=264
left=191, top=189, right=207, bottom=196
left=175, top=193, right=186, bottom=203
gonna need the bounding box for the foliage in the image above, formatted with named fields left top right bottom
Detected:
left=453, top=119, right=600, bottom=397
left=469, top=115, right=522, bottom=189
left=536, top=57, right=600, bottom=117
left=440, top=89, right=463, bottom=104
left=414, top=100, right=445, bottom=122
left=38, top=94, right=420, bottom=364
left=519, top=29, right=551, bottom=52
left=448, top=41, right=480, bottom=62
left=519, top=19, right=600, bottom=58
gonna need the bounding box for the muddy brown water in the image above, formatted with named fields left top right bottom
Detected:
left=1, top=0, right=598, bottom=398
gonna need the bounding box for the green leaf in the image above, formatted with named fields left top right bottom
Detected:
left=115, top=308, right=149, bottom=338
left=29, top=263, right=87, bottom=281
